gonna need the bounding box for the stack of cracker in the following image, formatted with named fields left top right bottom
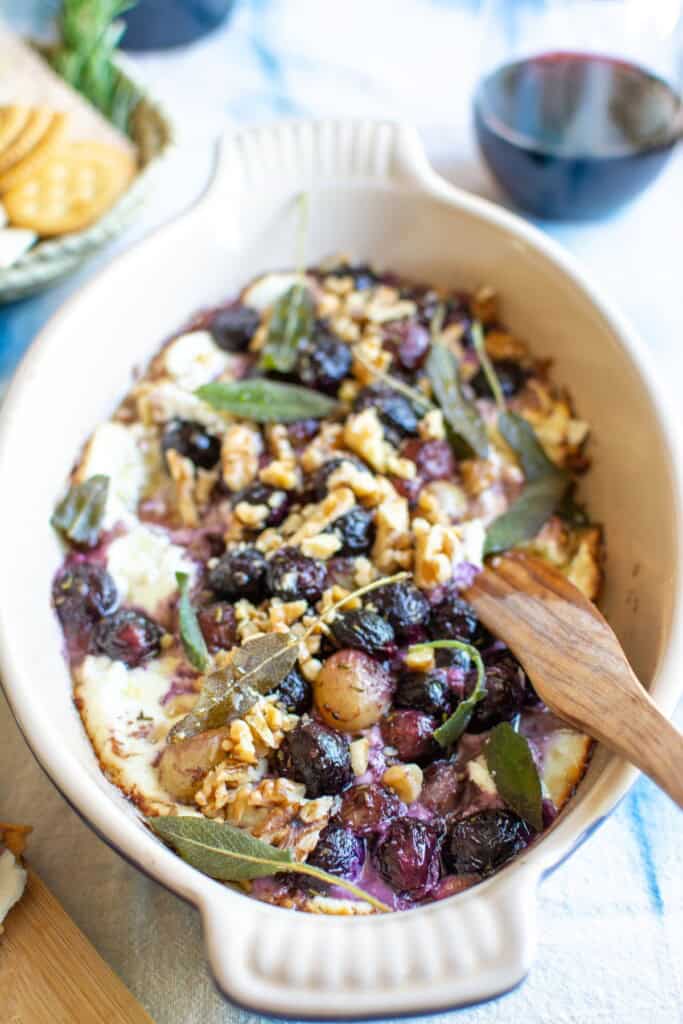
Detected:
left=0, top=24, right=137, bottom=268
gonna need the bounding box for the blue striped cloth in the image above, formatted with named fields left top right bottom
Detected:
left=1, top=3, right=681, bottom=1022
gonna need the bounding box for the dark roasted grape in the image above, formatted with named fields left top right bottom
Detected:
left=266, top=548, right=326, bottom=603
left=329, top=610, right=395, bottom=657
left=234, top=482, right=291, bottom=528
left=374, top=817, right=443, bottom=899
left=443, top=810, right=531, bottom=875
left=429, top=593, right=484, bottom=645
left=197, top=602, right=237, bottom=652
left=161, top=419, right=221, bottom=470
left=421, top=760, right=463, bottom=816
left=395, top=669, right=453, bottom=717
left=354, top=386, right=419, bottom=445
left=275, top=721, right=352, bottom=797
left=339, top=784, right=402, bottom=836
left=326, top=507, right=375, bottom=555
left=275, top=667, right=313, bottom=714
left=307, top=823, right=365, bottom=880
left=401, top=439, right=456, bottom=482
left=208, top=546, right=267, bottom=602
left=94, top=609, right=162, bottom=667
left=297, top=326, right=352, bottom=394
left=380, top=710, right=439, bottom=764
left=370, top=582, right=430, bottom=639
left=209, top=304, right=260, bottom=352
left=467, top=649, right=527, bottom=732
left=52, top=563, right=118, bottom=658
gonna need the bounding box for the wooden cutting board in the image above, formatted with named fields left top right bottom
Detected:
left=0, top=869, right=154, bottom=1024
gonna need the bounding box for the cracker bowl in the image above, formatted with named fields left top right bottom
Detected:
left=0, top=59, right=172, bottom=305
left=0, top=119, right=681, bottom=1018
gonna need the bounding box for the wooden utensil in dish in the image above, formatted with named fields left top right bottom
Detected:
left=0, top=869, right=153, bottom=1024
left=465, top=552, right=683, bottom=809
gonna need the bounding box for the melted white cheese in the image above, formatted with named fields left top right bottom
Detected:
left=77, top=422, right=149, bottom=529
left=242, top=271, right=310, bottom=311
left=141, top=379, right=228, bottom=434
left=107, top=524, right=195, bottom=614
left=163, top=330, right=229, bottom=391
left=0, top=849, right=26, bottom=928
left=77, top=654, right=178, bottom=804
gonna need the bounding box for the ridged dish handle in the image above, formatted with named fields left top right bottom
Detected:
left=199, top=863, right=539, bottom=1019
left=204, top=118, right=439, bottom=206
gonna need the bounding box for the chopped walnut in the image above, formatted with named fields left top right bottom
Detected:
left=350, top=737, right=370, bottom=776
left=221, top=423, right=262, bottom=492
left=484, top=328, right=530, bottom=363
left=471, top=284, right=498, bottom=325
left=383, top=763, right=423, bottom=804
left=300, top=423, right=344, bottom=473
left=165, top=448, right=199, bottom=527
left=412, top=517, right=465, bottom=588
left=343, top=408, right=389, bottom=473
left=301, top=533, right=342, bottom=560
left=460, top=459, right=498, bottom=497
left=327, top=461, right=382, bottom=505
left=418, top=409, right=446, bottom=441
left=372, top=494, right=412, bottom=572
left=403, top=647, right=435, bottom=672
left=234, top=500, right=269, bottom=528
left=467, top=756, right=498, bottom=796
left=417, top=481, right=467, bottom=525
left=516, top=380, right=589, bottom=468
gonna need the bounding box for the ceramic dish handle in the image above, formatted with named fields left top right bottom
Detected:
left=204, top=117, right=441, bottom=206
left=199, top=863, right=539, bottom=1018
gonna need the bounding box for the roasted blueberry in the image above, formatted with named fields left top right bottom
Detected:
left=197, top=602, right=237, bottom=652
left=401, top=439, right=456, bottom=482
left=370, top=581, right=430, bottom=639
left=161, top=419, right=221, bottom=470
left=275, top=721, right=352, bottom=797
left=266, top=548, right=326, bottom=603
left=296, top=326, right=351, bottom=394
left=329, top=610, right=395, bottom=657
left=339, top=784, right=402, bottom=836
left=354, top=386, right=419, bottom=445
left=94, top=609, right=162, bottom=667
left=234, top=482, right=291, bottom=528
left=374, top=817, right=443, bottom=899
left=395, top=669, right=453, bottom=717
left=470, top=359, right=527, bottom=400
left=380, top=710, right=439, bottom=764
left=443, top=810, right=531, bottom=875
left=208, top=546, right=267, bottom=602
left=467, top=649, right=527, bottom=732
left=307, top=823, right=365, bottom=880
left=326, top=507, right=375, bottom=555
left=275, top=667, right=313, bottom=714
left=429, top=594, right=484, bottom=645
left=208, top=304, right=260, bottom=352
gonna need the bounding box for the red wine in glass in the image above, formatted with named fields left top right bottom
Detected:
left=474, top=52, right=682, bottom=219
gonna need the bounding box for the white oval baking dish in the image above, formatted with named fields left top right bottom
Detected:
left=0, top=119, right=681, bottom=1019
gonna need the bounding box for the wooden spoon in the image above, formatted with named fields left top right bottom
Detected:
left=464, top=551, right=683, bottom=809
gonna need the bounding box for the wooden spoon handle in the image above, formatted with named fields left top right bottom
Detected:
left=579, top=685, right=683, bottom=809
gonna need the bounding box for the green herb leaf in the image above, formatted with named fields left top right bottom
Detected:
left=176, top=572, right=210, bottom=672
left=426, top=342, right=489, bottom=459
left=231, top=632, right=300, bottom=690
left=484, top=411, right=570, bottom=556
left=196, top=379, right=337, bottom=423
left=471, top=321, right=506, bottom=412
left=147, top=816, right=390, bottom=912
left=557, top=486, right=590, bottom=527
left=51, top=474, right=109, bottom=548
left=484, top=722, right=543, bottom=831
left=408, top=640, right=487, bottom=745
left=259, top=284, right=315, bottom=373
left=51, top=1, right=139, bottom=130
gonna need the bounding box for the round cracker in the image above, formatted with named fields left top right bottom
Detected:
left=0, top=106, right=30, bottom=154
left=4, top=141, right=137, bottom=236
left=0, top=107, right=53, bottom=175
left=0, top=112, right=69, bottom=193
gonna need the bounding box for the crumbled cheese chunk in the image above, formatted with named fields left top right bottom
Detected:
left=467, top=755, right=498, bottom=796
left=243, top=272, right=312, bottom=311
left=163, top=330, right=229, bottom=391
left=76, top=421, right=149, bottom=528
left=107, top=524, right=195, bottom=613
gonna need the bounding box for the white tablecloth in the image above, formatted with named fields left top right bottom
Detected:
left=1, top=3, right=682, bottom=1022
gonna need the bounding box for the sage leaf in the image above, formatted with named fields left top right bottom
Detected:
left=409, top=640, right=487, bottom=746
left=196, top=379, right=337, bottom=423
left=426, top=342, right=489, bottom=459
left=484, top=722, right=543, bottom=831
left=169, top=633, right=299, bottom=742
left=51, top=474, right=109, bottom=548
left=176, top=572, right=209, bottom=672
left=484, top=412, right=570, bottom=556
left=259, top=284, right=315, bottom=373
left=147, top=816, right=390, bottom=912
left=471, top=321, right=506, bottom=411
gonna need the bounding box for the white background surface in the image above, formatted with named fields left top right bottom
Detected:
left=1, top=3, right=682, bottom=1022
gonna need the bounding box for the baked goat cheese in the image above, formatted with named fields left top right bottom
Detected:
left=51, top=261, right=602, bottom=914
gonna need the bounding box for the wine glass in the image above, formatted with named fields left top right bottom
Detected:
left=474, top=0, right=683, bottom=219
